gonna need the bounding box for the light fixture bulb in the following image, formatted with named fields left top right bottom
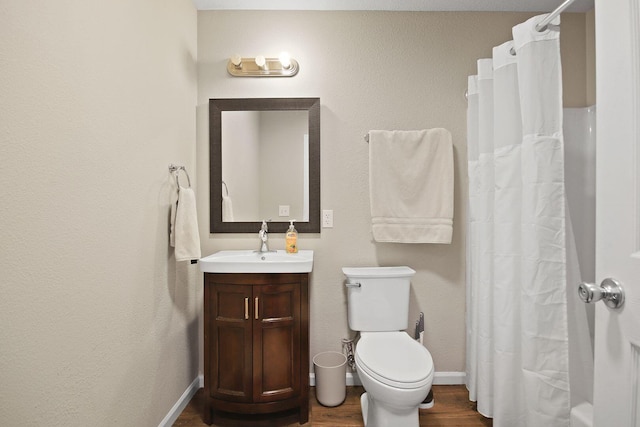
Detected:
left=255, top=55, right=266, bottom=69
left=230, top=54, right=242, bottom=68
left=279, top=52, right=291, bottom=69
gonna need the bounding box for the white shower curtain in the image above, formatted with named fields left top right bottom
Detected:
left=466, top=15, right=571, bottom=426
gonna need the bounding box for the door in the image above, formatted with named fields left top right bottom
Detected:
left=207, top=283, right=253, bottom=402
left=593, top=0, right=640, bottom=425
left=253, top=282, right=301, bottom=402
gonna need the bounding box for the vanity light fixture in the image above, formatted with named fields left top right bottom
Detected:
left=227, top=52, right=299, bottom=77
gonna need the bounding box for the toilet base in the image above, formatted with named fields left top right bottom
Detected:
left=361, top=392, right=369, bottom=426
left=419, top=389, right=434, bottom=409
left=359, top=391, right=420, bottom=427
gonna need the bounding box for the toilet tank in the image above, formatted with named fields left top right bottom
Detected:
left=342, top=266, right=416, bottom=332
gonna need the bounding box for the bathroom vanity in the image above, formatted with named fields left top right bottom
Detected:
left=200, top=250, right=313, bottom=426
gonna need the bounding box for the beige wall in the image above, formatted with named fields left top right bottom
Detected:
left=197, top=10, right=592, bottom=374
left=0, top=1, right=198, bottom=425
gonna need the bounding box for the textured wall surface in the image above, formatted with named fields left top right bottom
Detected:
left=0, top=1, right=198, bottom=425
left=197, top=10, right=591, bottom=374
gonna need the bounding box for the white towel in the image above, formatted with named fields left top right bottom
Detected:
left=222, top=195, right=234, bottom=222
left=170, top=196, right=177, bottom=247
left=171, top=186, right=201, bottom=261
left=369, top=128, right=454, bottom=244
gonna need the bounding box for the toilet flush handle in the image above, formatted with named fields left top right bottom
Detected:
left=346, top=282, right=361, bottom=288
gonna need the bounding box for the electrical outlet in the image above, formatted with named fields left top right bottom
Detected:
left=278, top=205, right=290, bottom=217
left=322, top=209, right=333, bottom=228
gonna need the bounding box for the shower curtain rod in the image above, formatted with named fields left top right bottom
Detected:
left=536, top=0, right=576, bottom=31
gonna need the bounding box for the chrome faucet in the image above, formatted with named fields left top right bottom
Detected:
left=258, top=220, right=271, bottom=253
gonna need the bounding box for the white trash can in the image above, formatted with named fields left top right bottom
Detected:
left=313, top=351, right=347, bottom=407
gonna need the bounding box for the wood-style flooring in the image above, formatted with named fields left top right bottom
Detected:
left=173, top=385, right=492, bottom=427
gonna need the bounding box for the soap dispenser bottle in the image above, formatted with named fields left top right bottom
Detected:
left=285, top=220, right=298, bottom=254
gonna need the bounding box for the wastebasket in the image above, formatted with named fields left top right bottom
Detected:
left=313, top=351, right=347, bottom=407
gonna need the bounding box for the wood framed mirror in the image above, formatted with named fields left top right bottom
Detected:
left=209, top=97, right=320, bottom=233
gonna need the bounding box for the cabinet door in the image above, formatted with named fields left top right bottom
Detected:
left=207, top=283, right=253, bottom=402
left=253, top=282, right=301, bottom=402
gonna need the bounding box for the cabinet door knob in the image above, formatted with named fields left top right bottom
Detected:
left=244, top=297, right=249, bottom=320
left=255, top=297, right=259, bottom=320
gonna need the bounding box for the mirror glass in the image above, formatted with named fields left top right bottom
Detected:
left=222, top=110, right=309, bottom=222
left=209, top=98, right=320, bottom=233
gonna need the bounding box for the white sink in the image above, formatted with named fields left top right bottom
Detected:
left=199, top=250, right=314, bottom=273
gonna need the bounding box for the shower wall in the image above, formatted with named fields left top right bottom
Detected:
left=565, top=106, right=597, bottom=285
left=563, top=106, right=596, bottom=414
left=564, top=106, right=597, bottom=346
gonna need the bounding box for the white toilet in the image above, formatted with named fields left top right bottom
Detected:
left=343, top=266, right=434, bottom=427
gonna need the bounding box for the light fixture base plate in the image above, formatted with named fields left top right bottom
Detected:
left=227, top=57, right=299, bottom=77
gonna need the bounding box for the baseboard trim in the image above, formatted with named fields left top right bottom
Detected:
left=432, top=371, right=466, bottom=385
left=309, top=371, right=465, bottom=387
left=158, top=375, right=204, bottom=427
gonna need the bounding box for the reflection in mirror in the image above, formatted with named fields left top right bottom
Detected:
left=222, top=110, right=309, bottom=222
left=210, top=98, right=320, bottom=233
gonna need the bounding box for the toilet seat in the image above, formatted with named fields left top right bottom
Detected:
left=355, top=332, right=433, bottom=389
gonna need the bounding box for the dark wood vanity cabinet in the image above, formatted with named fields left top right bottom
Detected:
left=203, top=273, right=310, bottom=426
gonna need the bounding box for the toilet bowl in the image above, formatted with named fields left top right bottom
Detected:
left=343, top=266, right=434, bottom=427
left=355, top=331, right=434, bottom=427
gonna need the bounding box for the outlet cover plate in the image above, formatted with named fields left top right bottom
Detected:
left=322, top=209, right=333, bottom=228
left=279, top=205, right=290, bottom=217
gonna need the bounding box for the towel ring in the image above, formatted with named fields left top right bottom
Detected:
left=176, top=168, right=191, bottom=189
left=168, top=164, right=191, bottom=189
left=222, top=180, right=229, bottom=196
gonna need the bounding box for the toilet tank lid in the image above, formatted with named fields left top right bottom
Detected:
left=342, top=266, right=416, bottom=278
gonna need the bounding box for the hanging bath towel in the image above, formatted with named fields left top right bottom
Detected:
left=171, top=186, right=202, bottom=261
left=369, top=128, right=454, bottom=243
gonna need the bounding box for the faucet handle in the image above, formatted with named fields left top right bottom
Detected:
left=261, top=219, right=271, bottom=231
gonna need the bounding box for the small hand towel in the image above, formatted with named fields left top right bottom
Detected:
left=172, top=186, right=201, bottom=261
left=369, top=128, right=454, bottom=244
left=169, top=196, right=177, bottom=248
left=222, top=195, right=234, bottom=222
